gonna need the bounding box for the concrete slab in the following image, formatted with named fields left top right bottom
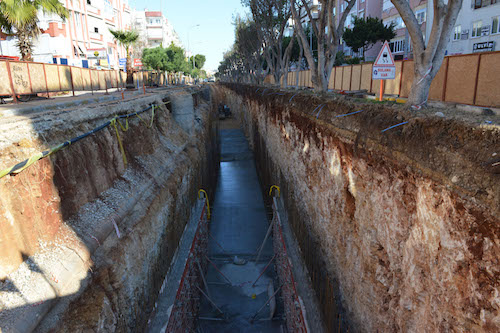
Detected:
left=197, top=128, right=282, bottom=332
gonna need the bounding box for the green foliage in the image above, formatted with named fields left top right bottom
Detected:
left=334, top=51, right=345, bottom=66
left=345, top=57, right=361, bottom=65
left=0, top=0, right=68, bottom=60
left=141, top=43, right=193, bottom=74
left=109, top=29, right=139, bottom=49
left=165, top=43, right=189, bottom=73
left=343, top=16, right=396, bottom=56
left=142, top=46, right=167, bottom=70
left=189, top=54, right=206, bottom=69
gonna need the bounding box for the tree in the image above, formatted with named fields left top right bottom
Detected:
left=391, top=0, right=463, bottom=107
left=109, top=29, right=139, bottom=88
left=343, top=16, right=395, bottom=60
left=189, top=54, right=206, bottom=69
left=290, top=0, right=356, bottom=91
left=244, top=0, right=295, bottom=87
left=164, top=42, right=189, bottom=74
left=142, top=46, right=168, bottom=85
left=142, top=46, right=165, bottom=70
left=0, top=0, right=68, bottom=61
left=234, top=16, right=268, bottom=84
left=217, top=47, right=245, bottom=82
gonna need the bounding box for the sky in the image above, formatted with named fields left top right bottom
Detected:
left=131, top=0, right=249, bottom=72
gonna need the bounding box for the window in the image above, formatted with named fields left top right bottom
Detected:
left=94, top=27, right=99, bottom=33
left=361, top=0, right=365, bottom=2
left=416, top=9, right=426, bottom=24
left=453, top=25, right=461, bottom=40
left=472, top=20, right=482, bottom=37
left=474, top=0, right=482, bottom=9
left=87, top=0, right=91, bottom=4
left=389, top=40, right=405, bottom=53
left=492, top=16, right=499, bottom=34
left=75, top=13, right=81, bottom=27
left=333, top=7, right=336, bottom=15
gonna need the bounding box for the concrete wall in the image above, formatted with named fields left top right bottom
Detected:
left=215, top=84, right=500, bottom=332
left=266, top=51, right=500, bottom=107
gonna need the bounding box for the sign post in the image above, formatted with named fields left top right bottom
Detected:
left=372, top=41, right=396, bottom=101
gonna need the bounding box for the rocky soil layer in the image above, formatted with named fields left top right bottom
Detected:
left=0, top=87, right=219, bottom=332
left=214, top=83, right=500, bottom=332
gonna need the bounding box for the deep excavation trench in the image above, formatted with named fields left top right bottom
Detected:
left=0, top=83, right=499, bottom=332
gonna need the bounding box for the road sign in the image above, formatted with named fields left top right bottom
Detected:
left=373, top=41, right=396, bottom=80
left=133, top=58, right=143, bottom=67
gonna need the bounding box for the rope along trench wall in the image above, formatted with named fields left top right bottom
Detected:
left=0, top=102, right=169, bottom=180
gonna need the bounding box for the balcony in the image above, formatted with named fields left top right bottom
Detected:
left=89, top=31, right=103, bottom=41
left=87, top=4, right=101, bottom=17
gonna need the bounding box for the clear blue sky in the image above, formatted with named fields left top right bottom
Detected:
left=131, top=0, right=249, bottom=72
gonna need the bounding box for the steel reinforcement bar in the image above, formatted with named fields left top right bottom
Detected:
left=271, top=195, right=308, bottom=332
left=164, top=199, right=209, bottom=332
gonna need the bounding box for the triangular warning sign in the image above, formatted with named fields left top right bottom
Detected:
left=374, top=41, right=395, bottom=67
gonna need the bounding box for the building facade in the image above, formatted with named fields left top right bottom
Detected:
left=0, top=0, right=132, bottom=68
left=446, top=0, right=500, bottom=55
left=132, top=10, right=182, bottom=52
left=338, top=0, right=384, bottom=61
left=381, top=0, right=430, bottom=60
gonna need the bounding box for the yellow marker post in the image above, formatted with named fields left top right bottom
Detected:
left=198, top=189, right=211, bottom=219
left=269, top=185, right=280, bottom=197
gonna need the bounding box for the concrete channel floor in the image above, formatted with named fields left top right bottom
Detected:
left=195, top=125, right=283, bottom=332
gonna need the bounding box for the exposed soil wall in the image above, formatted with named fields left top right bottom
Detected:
left=213, top=84, right=500, bottom=332
left=0, top=88, right=219, bottom=332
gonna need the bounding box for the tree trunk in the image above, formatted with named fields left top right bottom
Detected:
left=17, top=30, right=33, bottom=62
left=390, top=0, right=463, bottom=107
left=407, top=62, right=435, bottom=106
left=125, top=47, right=134, bottom=89
left=295, top=43, right=303, bottom=89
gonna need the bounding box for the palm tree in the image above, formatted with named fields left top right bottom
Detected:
left=0, top=0, right=68, bottom=61
left=109, top=29, right=139, bottom=89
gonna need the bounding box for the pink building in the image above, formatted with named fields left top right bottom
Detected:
left=0, top=0, right=133, bottom=68
left=382, top=0, right=429, bottom=60
left=337, top=0, right=384, bottom=61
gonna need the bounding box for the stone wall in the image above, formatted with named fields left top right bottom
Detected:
left=214, top=84, right=500, bottom=332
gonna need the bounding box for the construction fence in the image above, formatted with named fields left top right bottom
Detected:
left=0, top=60, right=194, bottom=102
left=266, top=50, right=500, bottom=108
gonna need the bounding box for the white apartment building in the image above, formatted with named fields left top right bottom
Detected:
left=0, top=0, right=133, bottom=68
left=447, top=0, right=500, bottom=55
left=133, top=10, right=182, bottom=50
